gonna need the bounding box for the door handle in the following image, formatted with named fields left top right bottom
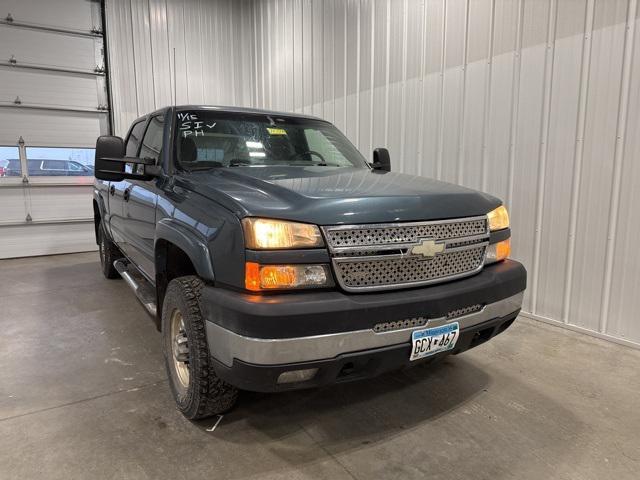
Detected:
left=109, top=185, right=115, bottom=196
left=123, top=187, right=131, bottom=202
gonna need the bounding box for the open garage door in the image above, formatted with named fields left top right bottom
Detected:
left=0, top=0, right=110, bottom=258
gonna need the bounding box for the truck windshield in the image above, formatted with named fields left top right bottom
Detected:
left=174, top=110, right=369, bottom=170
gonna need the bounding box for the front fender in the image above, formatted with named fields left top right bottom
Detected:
left=155, top=218, right=216, bottom=281
left=93, top=185, right=109, bottom=243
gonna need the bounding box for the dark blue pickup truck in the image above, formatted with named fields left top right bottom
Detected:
left=93, top=105, right=526, bottom=419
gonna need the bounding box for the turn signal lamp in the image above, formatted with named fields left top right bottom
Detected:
left=245, top=262, right=331, bottom=291
left=486, top=238, right=511, bottom=264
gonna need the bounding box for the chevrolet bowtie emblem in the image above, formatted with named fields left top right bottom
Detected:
left=411, top=239, right=445, bottom=259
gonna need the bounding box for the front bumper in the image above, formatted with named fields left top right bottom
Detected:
left=211, top=311, right=519, bottom=392
left=201, top=259, right=526, bottom=391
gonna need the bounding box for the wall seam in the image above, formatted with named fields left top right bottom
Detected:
left=457, top=0, right=470, bottom=185
left=506, top=0, right=525, bottom=209
left=562, top=0, right=596, bottom=324
left=384, top=0, right=391, bottom=146
left=480, top=0, right=496, bottom=192
left=399, top=0, right=409, bottom=171
left=356, top=0, right=362, bottom=146
left=416, top=0, right=428, bottom=177
left=435, top=0, right=447, bottom=180
left=531, top=0, right=559, bottom=315
left=369, top=0, right=376, bottom=155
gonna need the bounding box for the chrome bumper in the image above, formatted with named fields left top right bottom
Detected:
left=206, top=292, right=523, bottom=367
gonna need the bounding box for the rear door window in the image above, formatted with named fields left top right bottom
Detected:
left=139, top=115, right=165, bottom=163
left=126, top=121, right=147, bottom=157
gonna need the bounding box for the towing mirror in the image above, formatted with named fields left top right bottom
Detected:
left=94, top=135, right=160, bottom=181
left=372, top=148, right=391, bottom=172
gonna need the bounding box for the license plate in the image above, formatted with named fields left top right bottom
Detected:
left=410, top=322, right=459, bottom=361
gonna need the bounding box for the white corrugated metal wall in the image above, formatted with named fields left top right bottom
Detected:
left=105, top=0, right=639, bottom=348
left=249, top=0, right=640, bottom=348
left=105, top=0, right=254, bottom=137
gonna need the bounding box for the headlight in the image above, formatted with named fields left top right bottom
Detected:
left=487, top=205, right=509, bottom=231
left=242, top=218, right=324, bottom=249
left=245, top=262, right=333, bottom=291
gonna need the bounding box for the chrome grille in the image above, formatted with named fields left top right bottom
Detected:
left=335, top=246, right=486, bottom=289
left=323, top=217, right=489, bottom=292
left=325, top=218, right=487, bottom=249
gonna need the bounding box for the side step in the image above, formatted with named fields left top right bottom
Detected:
left=114, top=259, right=157, bottom=317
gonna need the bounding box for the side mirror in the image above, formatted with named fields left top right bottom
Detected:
left=95, top=136, right=125, bottom=181
left=372, top=148, right=391, bottom=172
left=94, top=135, right=160, bottom=181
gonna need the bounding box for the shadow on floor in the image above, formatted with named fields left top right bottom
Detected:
left=187, top=351, right=586, bottom=480
left=198, top=355, right=489, bottom=447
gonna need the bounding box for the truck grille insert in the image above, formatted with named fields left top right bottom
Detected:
left=322, top=217, right=489, bottom=292
left=324, top=218, right=487, bottom=248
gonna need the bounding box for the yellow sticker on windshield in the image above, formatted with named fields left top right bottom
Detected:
left=267, top=127, right=287, bottom=136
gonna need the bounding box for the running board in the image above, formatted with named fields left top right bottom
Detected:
left=113, top=259, right=157, bottom=317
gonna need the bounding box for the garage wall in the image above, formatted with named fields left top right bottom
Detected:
left=250, top=0, right=640, bottom=348
left=105, top=0, right=255, bottom=137
left=0, top=0, right=110, bottom=258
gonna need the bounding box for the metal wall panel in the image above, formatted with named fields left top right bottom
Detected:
left=569, top=0, right=629, bottom=333
left=0, top=221, right=96, bottom=258
left=0, top=29, right=98, bottom=68
left=105, top=0, right=255, bottom=136
left=0, top=0, right=99, bottom=30
left=251, top=0, right=640, bottom=347
left=0, top=109, right=104, bottom=147
left=0, top=70, right=101, bottom=108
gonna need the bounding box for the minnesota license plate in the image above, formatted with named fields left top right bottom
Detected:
left=410, top=322, right=460, bottom=361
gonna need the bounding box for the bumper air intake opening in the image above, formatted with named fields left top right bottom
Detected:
left=497, top=318, right=515, bottom=335
left=470, top=325, right=495, bottom=348
left=338, top=362, right=356, bottom=378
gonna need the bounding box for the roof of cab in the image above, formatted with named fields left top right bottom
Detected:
left=136, top=105, right=326, bottom=124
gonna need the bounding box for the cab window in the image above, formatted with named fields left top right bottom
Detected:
left=126, top=121, right=147, bottom=157
left=139, top=115, right=165, bottom=163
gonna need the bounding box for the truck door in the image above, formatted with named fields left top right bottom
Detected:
left=108, top=119, right=147, bottom=247
left=122, top=114, right=164, bottom=279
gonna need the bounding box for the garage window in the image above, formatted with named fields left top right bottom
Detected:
left=0, top=146, right=21, bottom=177
left=25, top=147, right=94, bottom=177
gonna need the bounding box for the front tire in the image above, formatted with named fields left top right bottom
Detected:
left=162, top=276, right=238, bottom=419
left=98, top=223, right=121, bottom=279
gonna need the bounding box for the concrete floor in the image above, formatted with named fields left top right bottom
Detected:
left=1, top=253, right=639, bottom=480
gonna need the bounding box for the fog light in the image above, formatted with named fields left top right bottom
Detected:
left=277, top=368, right=318, bottom=384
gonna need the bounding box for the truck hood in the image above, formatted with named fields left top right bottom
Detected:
left=177, top=166, right=501, bottom=225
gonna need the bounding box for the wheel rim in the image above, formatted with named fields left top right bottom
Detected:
left=170, top=309, right=190, bottom=391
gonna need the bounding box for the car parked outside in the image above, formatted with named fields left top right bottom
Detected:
left=4, top=159, right=93, bottom=177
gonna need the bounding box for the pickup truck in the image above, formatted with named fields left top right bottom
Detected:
left=93, top=105, right=526, bottom=420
